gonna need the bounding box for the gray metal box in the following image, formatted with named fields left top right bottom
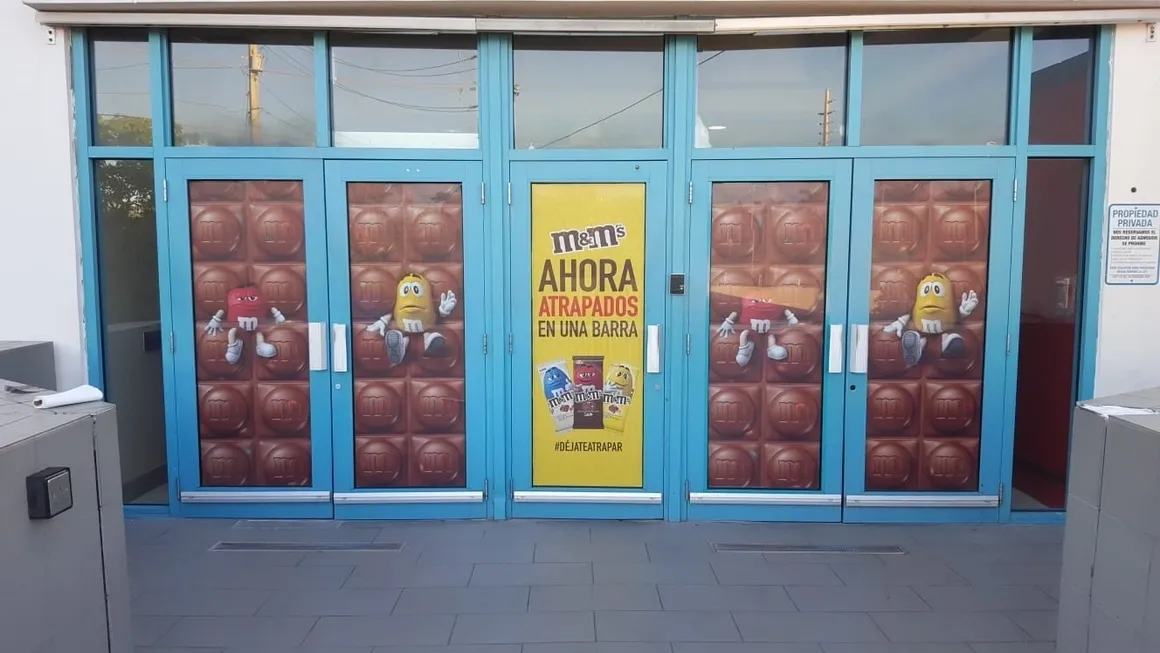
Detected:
left=0, top=341, right=56, bottom=391
left=0, top=379, right=131, bottom=653
left=1059, top=390, right=1160, bottom=653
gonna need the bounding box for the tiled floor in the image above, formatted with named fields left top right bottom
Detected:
left=127, top=518, right=1062, bottom=652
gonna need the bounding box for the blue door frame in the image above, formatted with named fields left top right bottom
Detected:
left=507, top=160, right=671, bottom=520
left=324, top=160, right=489, bottom=520
left=685, top=159, right=853, bottom=523
left=842, top=157, right=1017, bottom=524
left=167, top=158, right=335, bottom=519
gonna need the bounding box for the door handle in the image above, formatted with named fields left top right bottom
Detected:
left=308, top=322, right=327, bottom=371
left=332, top=323, right=348, bottom=374
left=850, top=324, right=869, bottom=374
left=828, top=324, right=843, bottom=374
left=646, top=324, right=661, bottom=373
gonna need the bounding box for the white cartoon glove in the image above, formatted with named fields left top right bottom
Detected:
left=205, top=310, right=226, bottom=335
left=438, top=291, right=457, bottom=317
left=960, top=290, right=979, bottom=317
left=784, top=309, right=799, bottom=326
left=367, top=314, right=392, bottom=335
left=270, top=307, right=286, bottom=324
left=717, top=311, right=738, bottom=338
left=883, top=315, right=909, bottom=337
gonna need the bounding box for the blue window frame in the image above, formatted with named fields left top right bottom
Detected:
left=69, top=25, right=1112, bottom=523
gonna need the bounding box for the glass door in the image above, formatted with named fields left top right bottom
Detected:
left=843, top=158, right=1016, bottom=523
left=508, top=161, right=669, bottom=519
left=324, top=161, right=488, bottom=520
left=168, top=159, right=333, bottom=518
left=685, top=159, right=853, bottom=522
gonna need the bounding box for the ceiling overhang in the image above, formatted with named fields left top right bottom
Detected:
left=24, top=0, right=1160, bottom=32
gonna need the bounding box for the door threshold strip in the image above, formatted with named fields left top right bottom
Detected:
left=711, top=543, right=906, bottom=554
left=210, top=541, right=405, bottom=552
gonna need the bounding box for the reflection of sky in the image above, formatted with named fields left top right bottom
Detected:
left=90, top=32, right=1095, bottom=150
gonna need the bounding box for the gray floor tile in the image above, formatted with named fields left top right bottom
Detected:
left=967, top=645, right=1057, bottom=653
left=712, top=560, right=843, bottom=586
left=914, top=586, right=1057, bottom=612
left=594, top=562, right=717, bottom=585
left=302, top=615, right=456, bottom=647
left=297, top=548, right=422, bottom=566
left=1038, top=583, right=1061, bottom=600
left=870, top=612, right=1031, bottom=643
left=418, top=541, right=536, bottom=564
left=393, top=586, right=529, bottom=614
left=225, top=648, right=373, bottom=653
left=787, top=586, right=930, bottom=612
left=949, top=562, right=1063, bottom=587
left=531, top=584, right=661, bottom=611
left=452, top=612, right=595, bottom=644
left=373, top=647, right=521, bottom=653
left=822, top=645, right=972, bottom=653
left=257, top=588, right=401, bottom=616
left=470, top=563, right=593, bottom=586
left=646, top=542, right=715, bottom=564
left=1006, top=610, right=1058, bottom=641
left=373, top=647, right=520, bottom=653
left=344, top=563, right=474, bottom=588
left=133, top=615, right=178, bottom=646
left=674, top=645, right=822, bottom=653
left=524, top=644, right=673, bottom=653
left=136, top=648, right=225, bottom=653
left=658, top=584, right=796, bottom=611
left=536, top=542, right=650, bottom=563
left=832, top=561, right=969, bottom=586
left=596, top=610, right=741, bottom=642
left=733, top=612, right=887, bottom=643
left=155, top=616, right=316, bottom=648
left=133, top=563, right=355, bottom=590
left=133, top=589, right=271, bottom=616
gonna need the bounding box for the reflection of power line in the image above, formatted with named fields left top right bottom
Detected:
left=264, top=87, right=312, bottom=126
left=534, top=51, right=724, bottom=149
left=332, top=80, right=477, bottom=113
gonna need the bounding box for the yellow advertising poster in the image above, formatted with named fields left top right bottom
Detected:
left=531, top=183, right=645, bottom=488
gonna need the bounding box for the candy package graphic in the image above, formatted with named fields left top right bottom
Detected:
left=602, top=362, right=638, bottom=432
left=572, top=355, right=605, bottom=430
left=537, top=360, right=575, bottom=434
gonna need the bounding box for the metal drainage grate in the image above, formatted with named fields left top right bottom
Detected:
left=711, top=543, right=906, bottom=554
left=210, top=541, right=404, bottom=552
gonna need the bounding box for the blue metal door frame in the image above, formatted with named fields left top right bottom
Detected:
left=685, top=158, right=853, bottom=523
left=507, top=160, right=671, bottom=520
left=324, top=160, right=490, bottom=520
left=166, top=158, right=335, bottom=519
left=842, top=157, right=1017, bottom=524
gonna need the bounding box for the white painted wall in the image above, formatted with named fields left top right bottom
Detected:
left=0, top=5, right=86, bottom=389
left=1094, top=24, right=1160, bottom=397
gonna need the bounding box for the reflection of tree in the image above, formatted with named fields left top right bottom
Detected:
left=94, top=115, right=161, bottom=325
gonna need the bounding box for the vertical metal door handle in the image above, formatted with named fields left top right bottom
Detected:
left=332, top=323, right=348, bottom=374
left=308, top=322, right=327, bottom=371
left=850, top=324, right=869, bottom=374
left=646, top=324, right=662, bottom=373
left=828, top=324, right=843, bottom=374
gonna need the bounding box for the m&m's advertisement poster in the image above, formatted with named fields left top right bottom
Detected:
left=531, top=184, right=645, bottom=488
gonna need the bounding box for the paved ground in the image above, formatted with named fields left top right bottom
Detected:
left=127, top=518, right=1062, bottom=652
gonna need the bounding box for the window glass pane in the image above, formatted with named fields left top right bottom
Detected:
left=513, top=36, right=663, bottom=149
left=1030, top=27, right=1095, bottom=145
left=170, top=30, right=315, bottom=147
left=696, top=35, right=847, bottom=148
left=94, top=160, right=169, bottom=504
left=862, top=29, right=1012, bottom=146
left=92, top=29, right=151, bottom=146
left=1013, top=159, right=1089, bottom=510
left=331, top=34, right=479, bottom=149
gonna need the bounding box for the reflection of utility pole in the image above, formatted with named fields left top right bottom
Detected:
left=819, top=87, right=833, bottom=146
left=247, top=44, right=263, bottom=142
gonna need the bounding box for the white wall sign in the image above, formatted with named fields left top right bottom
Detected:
left=1106, top=204, right=1160, bottom=285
